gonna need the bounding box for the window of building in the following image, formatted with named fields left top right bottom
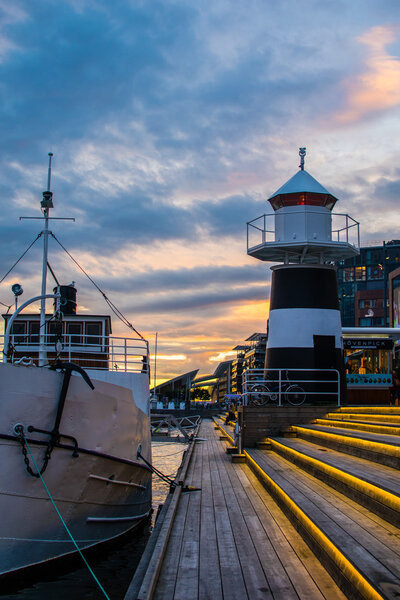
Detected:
left=368, top=265, right=383, bottom=280
left=355, top=266, right=366, bottom=281
left=343, top=268, right=355, bottom=282
left=29, top=321, right=40, bottom=344
left=85, top=322, right=102, bottom=346
left=364, top=299, right=375, bottom=308
left=11, top=321, right=27, bottom=344
left=359, top=317, right=372, bottom=326
left=345, top=348, right=390, bottom=374
left=47, top=321, right=61, bottom=345
left=359, top=316, right=384, bottom=326
left=66, top=322, right=83, bottom=345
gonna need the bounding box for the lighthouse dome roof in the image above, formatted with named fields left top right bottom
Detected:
left=268, top=169, right=338, bottom=211
left=269, top=169, right=334, bottom=199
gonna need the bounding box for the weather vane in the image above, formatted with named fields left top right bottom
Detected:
left=299, top=147, right=306, bottom=171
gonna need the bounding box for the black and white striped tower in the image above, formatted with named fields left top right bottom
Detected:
left=247, top=148, right=360, bottom=400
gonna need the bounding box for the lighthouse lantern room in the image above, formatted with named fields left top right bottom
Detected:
left=247, top=148, right=360, bottom=400
left=248, top=148, right=360, bottom=265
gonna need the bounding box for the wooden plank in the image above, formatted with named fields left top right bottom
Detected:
left=292, top=425, right=400, bottom=470
left=315, top=418, right=400, bottom=436
left=227, top=467, right=323, bottom=599
left=216, top=445, right=301, bottom=600
left=135, top=429, right=198, bottom=600
left=302, top=424, right=400, bottom=447
left=250, top=448, right=400, bottom=598
left=268, top=438, right=400, bottom=526
left=173, top=435, right=203, bottom=600
left=153, top=492, right=190, bottom=600
left=198, top=429, right=223, bottom=600
left=234, top=465, right=346, bottom=600
left=326, top=413, right=400, bottom=424
left=275, top=453, right=400, bottom=576
left=275, top=437, right=400, bottom=494
left=154, top=434, right=201, bottom=600
left=208, top=434, right=249, bottom=600
left=213, top=419, right=346, bottom=600
left=210, top=434, right=273, bottom=600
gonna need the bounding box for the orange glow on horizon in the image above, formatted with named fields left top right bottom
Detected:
left=336, top=25, right=400, bottom=124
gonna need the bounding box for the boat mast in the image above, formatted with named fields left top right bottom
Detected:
left=39, top=153, right=54, bottom=366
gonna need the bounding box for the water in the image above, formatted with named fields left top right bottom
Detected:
left=1, top=440, right=187, bottom=600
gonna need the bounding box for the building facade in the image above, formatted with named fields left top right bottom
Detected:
left=242, top=333, right=267, bottom=371
left=337, top=240, right=400, bottom=327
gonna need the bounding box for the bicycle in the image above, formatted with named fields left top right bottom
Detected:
left=248, top=371, right=306, bottom=406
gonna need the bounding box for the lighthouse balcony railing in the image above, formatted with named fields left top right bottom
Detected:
left=247, top=212, right=360, bottom=251
left=241, top=368, right=340, bottom=407
left=1, top=332, right=149, bottom=374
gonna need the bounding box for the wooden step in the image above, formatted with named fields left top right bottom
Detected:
left=212, top=416, right=235, bottom=445
left=337, top=406, right=400, bottom=415
left=290, top=424, right=400, bottom=469
left=325, top=412, right=400, bottom=424
left=314, top=418, right=400, bottom=436
left=266, top=436, right=400, bottom=526
left=246, top=447, right=400, bottom=600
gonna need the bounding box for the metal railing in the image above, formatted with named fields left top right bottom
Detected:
left=150, top=414, right=201, bottom=442
left=242, top=368, right=341, bottom=406
left=247, top=211, right=360, bottom=252
left=1, top=332, right=149, bottom=374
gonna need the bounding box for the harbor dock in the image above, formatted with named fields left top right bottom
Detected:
left=126, top=407, right=400, bottom=600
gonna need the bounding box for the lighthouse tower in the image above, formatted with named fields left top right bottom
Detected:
left=247, top=148, right=360, bottom=397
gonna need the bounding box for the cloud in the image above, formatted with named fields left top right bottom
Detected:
left=372, top=172, right=400, bottom=206
left=336, top=25, right=400, bottom=124
left=0, top=0, right=399, bottom=381
left=101, top=263, right=268, bottom=294
left=131, top=283, right=268, bottom=314
left=209, top=350, right=237, bottom=362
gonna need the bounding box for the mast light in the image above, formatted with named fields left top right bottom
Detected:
left=41, top=153, right=54, bottom=209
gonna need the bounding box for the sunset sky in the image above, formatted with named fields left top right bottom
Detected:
left=0, top=0, right=399, bottom=383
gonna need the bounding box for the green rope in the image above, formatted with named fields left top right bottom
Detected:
left=23, top=435, right=111, bottom=600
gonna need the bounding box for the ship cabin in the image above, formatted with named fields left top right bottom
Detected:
left=3, top=311, right=112, bottom=370
left=2, top=283, right=115, bottom=370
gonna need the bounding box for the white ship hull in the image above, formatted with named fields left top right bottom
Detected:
left=0, top=362, right=152, bottom=577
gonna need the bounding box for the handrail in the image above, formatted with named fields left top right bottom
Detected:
left=3, top=293, right=60, bottom=364
left=247, top=211, right=360, bottom=253
left=0, top=332, right=149, bottom=374
left=242, top=368, right=341, bottom=407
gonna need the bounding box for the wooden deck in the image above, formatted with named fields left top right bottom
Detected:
left=126, top=419, right=346, bottom=600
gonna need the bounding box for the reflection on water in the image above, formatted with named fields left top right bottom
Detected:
left=2, top=441, right=187, bottom=600
left=151, top=441, right=187, bottom=515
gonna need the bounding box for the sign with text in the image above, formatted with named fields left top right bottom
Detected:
left=344, top=338, right=393, bottom=350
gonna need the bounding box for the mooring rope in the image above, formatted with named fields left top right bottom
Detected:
left=137, top=448, right=201, bottom=493
left=137, top=449, right=177, bottom=488
left=23, top=433, right=111, bottom=600
left=50, top=233, right=145, bottom=341
left=0, top=233, right=42, bottom=310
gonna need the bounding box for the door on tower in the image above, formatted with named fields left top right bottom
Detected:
left=313, top=335, right=336, bottom=369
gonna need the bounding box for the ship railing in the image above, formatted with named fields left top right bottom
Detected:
left=242, top=368, right=341, bottom=406
left=247, top=212, right=360, bottom=252
left=1, top=332, right=150, bottom=374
